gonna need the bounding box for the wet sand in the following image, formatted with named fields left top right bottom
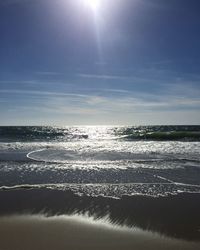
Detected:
left=0, top=188, right=200, bottom=249
left=1, top=188, right=200, bottom=240
left=0, top=214, right=199, bottom=250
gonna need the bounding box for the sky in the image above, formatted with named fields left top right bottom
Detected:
left=0, top=0, right=200, bottom=125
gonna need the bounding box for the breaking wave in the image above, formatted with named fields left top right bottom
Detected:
left=1, top=125, right=200, bottom=142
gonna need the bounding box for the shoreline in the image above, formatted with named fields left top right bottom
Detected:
left=0, top=188, right=200, bottom=242
left=0, top=214, right=199, bottom=250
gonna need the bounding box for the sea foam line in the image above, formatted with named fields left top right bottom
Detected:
left=27, top=148, right=47, bottom=162
left=1, top=182, right=200, bottom=191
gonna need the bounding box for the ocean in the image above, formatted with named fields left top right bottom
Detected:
left=0, top=125, right=200, bottom=197
left=0, top=125, right=200, bottom=247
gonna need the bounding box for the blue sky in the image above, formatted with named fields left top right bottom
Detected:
left=0, top=0, right=200, bottom=125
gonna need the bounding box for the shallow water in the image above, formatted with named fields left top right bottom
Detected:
left=0, top=126, right=200, bottom=198
left=0, top=126, right=200, bottom=245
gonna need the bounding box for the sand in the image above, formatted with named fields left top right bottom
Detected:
left=0, top=188, right=200, bottom=249
left=0, top=214, right=199, bottom=250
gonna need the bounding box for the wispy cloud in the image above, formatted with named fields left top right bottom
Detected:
left=77, top=70, right=175, bottom=83
left=35, top=71, right=61, bottom=76
left=78, top=74, right=128, bottom=80
left=0, top=89, right=87, bottom=98
left=102, top=88, right=130, bottom=94
left=149, top=59, right=173, bottom=66
left=1, top=71, right=200, bottom=124
left=1, top=85, right=200, bottom=125
left=2, top=85, right=199, bottom=114
left=95, top=61, right=107, bottom=66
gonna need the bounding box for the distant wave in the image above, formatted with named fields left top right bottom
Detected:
left=122, top=131, right=200, bottom=141
left=0, top=126, right=200, bottom=142
left=0, top=126, right=88, bottom=142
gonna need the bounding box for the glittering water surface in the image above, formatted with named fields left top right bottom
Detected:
left=0, top=126, right=200, bottom=198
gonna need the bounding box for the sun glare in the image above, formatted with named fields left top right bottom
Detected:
left=85, top=0, right=100, bottom=11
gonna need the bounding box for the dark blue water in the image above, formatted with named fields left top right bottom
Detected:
left=0, top=125, right=200, bottom=141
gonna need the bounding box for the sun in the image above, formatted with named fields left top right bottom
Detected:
left=84, top=0, right=100, bottom=11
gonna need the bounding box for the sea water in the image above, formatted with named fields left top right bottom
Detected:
left=0, top=125, right=200, bottom=198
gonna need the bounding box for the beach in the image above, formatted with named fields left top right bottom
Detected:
left=1, top=0, right=200, bottom=248
left=0, top=213, right=199, bottom=250
left=0, top=188, right=200, bottom=249
left=0, top=126, right=200, bottom=249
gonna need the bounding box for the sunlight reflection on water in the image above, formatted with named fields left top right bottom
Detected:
left=0, top=214, right=199, bottom=250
